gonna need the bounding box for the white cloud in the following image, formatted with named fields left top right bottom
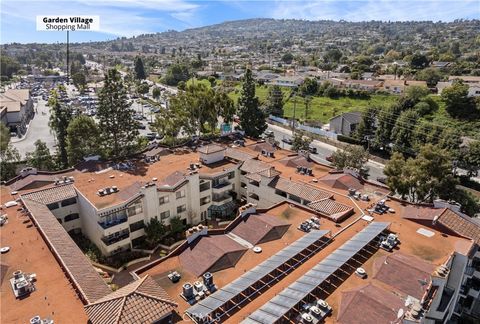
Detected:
left=269, top=0, right=479, bottom=21
left=0, top=0, right=202, bottom=37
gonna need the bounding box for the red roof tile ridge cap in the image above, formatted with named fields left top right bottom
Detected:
left=114, top=296, right=127, bottom=324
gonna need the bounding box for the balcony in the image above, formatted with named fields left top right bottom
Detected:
left=211, top=194, right=233, bottom=205
left=98, top=217, right=128, bottom=230
left=101, top=232, right=130, bottom=246
left=212, top=181, right=232, bottom=193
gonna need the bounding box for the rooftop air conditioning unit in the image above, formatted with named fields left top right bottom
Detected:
left=301, top=313, right=313, bottom=323
left=310, top=306, right=321, bottom=316
left=98, top=189, right=105, bottom=197
left=111, top=186, right=118, bottom=193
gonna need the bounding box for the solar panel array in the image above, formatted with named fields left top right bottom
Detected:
left=244, top=222, right=390, bottom=324
left=185, top=229, right=330, bottom=323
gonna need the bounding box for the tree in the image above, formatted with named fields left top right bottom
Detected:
left=134, top=56, right=146, bottom=80
left=410, top=52, right=429, bottom=69
left=169, top=216, right=184, bottom=236
left=299, top=78, right=318, bottom=97
left=48, top=89, right=72, bottom=168
left=26, top=140, right=55, bottom=171
left=265, top=85, right=284, bottom=117
left=0, top=126, right=20, bottom=181
left=461, top=141, right=480, bottom=178
left=405, top=85, right=430, bottom=103
left=355, top=106, right=378, bottom=140
left=0, top=123, right=10, bottom=154
left=331, top=145, right=369, bottom=176
left=144, top=218, right=166, bottom=245
left=72, top=72, right=86, bottom=90
left=162, top=63, right=190, bottom=86
left=208, top=76, right=216, bottom=87
left=97, top=69, right=139, bottom=159
left=238, top=69, right=267, bottom=138
left=374, top=104, right=400, bottom=149
left=152, top=87, right=161, bottom=100
left=441, top=80, right=478, bottom=118
left=153, top=95, right=189, bottom=142
left=136, top=81, right=149, bottom=96
left=281, top=53, right=294, bottom=64
left=291, top=131, right=312, bottom=152
left=391, top=110, right=420, bottom=154
left=323, top=48, right=342, bottom=63
left=66, top=116, right=101, bottom=165
left=214, top=90, right=235, bottom=123
left=415, top=67, right=442, bottom=87
left=384, top=144, right=457, bottom=203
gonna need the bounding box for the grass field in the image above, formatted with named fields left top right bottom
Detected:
left=228, top=84, right=395, bottom=124
left=227, top=84, right=480, bottom=138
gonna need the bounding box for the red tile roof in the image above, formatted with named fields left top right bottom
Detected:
left=231, top=213, right=290, bottom=245
left=84, top=275, right=177, bottom=324
left=21, top=198, right=112, bottom=304
left=198, top=144, right=226, bottom=154
left=373, top=252, right=435, bottom=300
left=225, top=148, right=256, bottom=162
left=270, top=177, right=333, bottom=202
left=279, top=155, right=313, bottom=168
left=337, top=283, right=405, bottom=324
left=319, top=172, right=363, bottom=190
left=402, top=206, right=446, bottom=221
left=307, top=198, right=354, bottom=221
left=20, top=184, right=77, bottom=205
left=179, top=235, right=247, bottom=276
left=437, top=209, right=480, bottom=245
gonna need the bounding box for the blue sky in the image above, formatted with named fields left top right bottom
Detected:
left=1, top=0, right=479, bottom=44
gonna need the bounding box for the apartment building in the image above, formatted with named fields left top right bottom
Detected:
left=16, top=142, right=355, bottom=256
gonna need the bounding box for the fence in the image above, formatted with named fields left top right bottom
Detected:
left=268, top=115, right=338, bottom=140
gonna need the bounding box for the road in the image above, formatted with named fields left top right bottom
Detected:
left=266, top=124, right=386, bottom=182
left=11, top=99, right=56, bottom=159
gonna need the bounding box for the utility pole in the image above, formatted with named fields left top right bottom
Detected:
left=292, top=92, right=297, bottom=135
left=66, top=31, right=69, bottom=84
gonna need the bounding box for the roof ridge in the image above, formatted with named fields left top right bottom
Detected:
left=114, top=296, right=127, bottom=324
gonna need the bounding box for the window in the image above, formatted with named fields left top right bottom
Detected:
left=47, top=202, right=59, bottom=210
left=177, top=204, right=186, bottom=214
left=201, top=211, right=207, bottom=221
left=130, top=220, right=145, bottom=232
left=199, top=181, right=210, bottom=192
left=275, top=189, right=287, bottom=198
left=159, top=196, right=169, bottom=205
left=64, top=213, right=80, bottom=222
left=176, top=190, right=185, bottom=199
left=127, top=203, right=143, bottom=217
left=228, top=171, right=235, bottom=179
left=61, top=197, right=77, bottom=207
left=241, top=182, right=247, bottom=189
left=160, top=210, right=170, bottom=220
left=200, top=196, right=211, bottom=206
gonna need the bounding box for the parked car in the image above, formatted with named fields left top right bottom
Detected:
left=326, top=155, right=334, bottom=162
left=136, top=122, right=146, bottom=130
left=264, top=130, right=274, bottom=137
left=282, top=137, right=293, bottom=145
left=308, top=146, right=317, bottom=154
left=376, top=177, right=387, bottom=184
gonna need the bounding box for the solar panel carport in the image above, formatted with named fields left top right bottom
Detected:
left=185, top=230, right=331, bottom=323
left=244, top=222, right=390, bottom=324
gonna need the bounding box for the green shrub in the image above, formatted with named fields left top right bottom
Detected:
left=337, top=134, right=363, bottom=145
